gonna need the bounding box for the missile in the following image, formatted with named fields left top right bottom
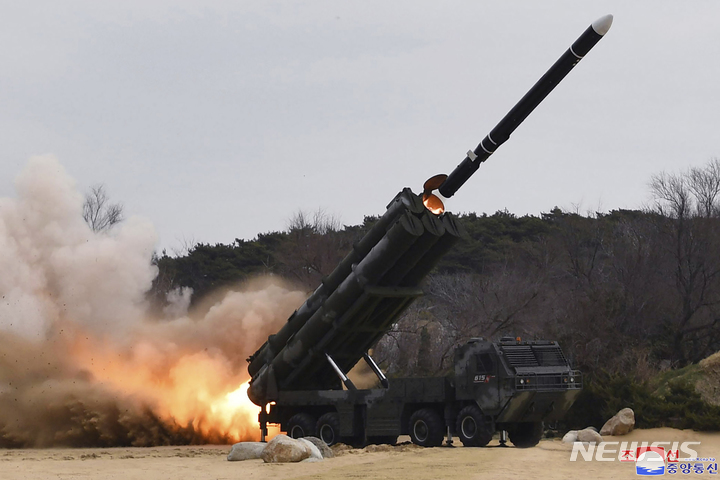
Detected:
left=426, top=14, right=613, bottom=207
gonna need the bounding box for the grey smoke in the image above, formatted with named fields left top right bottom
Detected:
left=0, top=156, right=305, bottom=447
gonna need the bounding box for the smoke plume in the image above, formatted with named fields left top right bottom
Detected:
left=0, top=156, right=305, bottom=447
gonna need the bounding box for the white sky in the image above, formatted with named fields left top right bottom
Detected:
left=2, top=1, right=719, bottom=253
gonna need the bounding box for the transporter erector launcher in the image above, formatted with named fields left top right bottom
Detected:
left=246, top=15, right=613, bottom=447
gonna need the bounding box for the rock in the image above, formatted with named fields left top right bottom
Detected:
left=261, top=434, right=311, bottom=463
left=301, top=457, right=324, bottom=463
left=302, top=436, right=334, bottom=458
left=586, top=426, right=598, bottom=432
left=297, top=438, right=323, bottom=460
left=576, top=428, right=603, bottom=444
left=561, top=430, right=578, bottom=443
left=600, top=408, right=635, bottom=436
left=227, top=442, right=266, bottom=461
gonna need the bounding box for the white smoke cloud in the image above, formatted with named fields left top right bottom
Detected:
left=163, top=286, right=193, bottom=318
left=0, top=155, right=157, bottom=339
left=0, top=156, right=305, bottom=447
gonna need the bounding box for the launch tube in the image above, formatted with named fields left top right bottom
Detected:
left=246, top=189, right=424, bottom=376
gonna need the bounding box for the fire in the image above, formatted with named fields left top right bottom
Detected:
left=0, top=157, right=305, bottom=447
left=209, top=382, right=260, bottom=441
left=422, top=193, right=445, bottom=215
left=67, top=331, right=267, bottom=443
left=422, top=174, right=448, bottom=215
left=209, top=383, right=281, bottom=441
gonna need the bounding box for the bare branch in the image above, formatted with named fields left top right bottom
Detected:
left=688, top=158, right=720, bottom=218
left=82, top=185, right=124, bottom=233
left=649, top=171, right=690, bottom=219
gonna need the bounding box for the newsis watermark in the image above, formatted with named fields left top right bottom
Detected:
left=569, top=441, right=700, bottom=462
left=569, top=441, right=717, bottom=476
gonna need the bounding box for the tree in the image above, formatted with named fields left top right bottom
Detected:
left=149, top=237, right=281, bottom=309
left=416, top=326, right=434, bottom=376
left=277, top=209, right=355, bottom=289
left=542, top=209, right=666, bottom=374
left=83, top=185, right=124, bottom=232
left=688, top=158, right=720, bottom=218
left=649, top=159, right=720, bottom=365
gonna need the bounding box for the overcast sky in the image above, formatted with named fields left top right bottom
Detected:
left=2, top=1, right=719, bottom=253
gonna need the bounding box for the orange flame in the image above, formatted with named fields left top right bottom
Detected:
left=68, top=332, right=270, bottom=443
left=422, top=193, right=445, bottom=215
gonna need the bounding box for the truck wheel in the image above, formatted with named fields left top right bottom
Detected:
left=456, top=405, right=493, bottom=447
left=316, top=412, right=341, bottom=446
left=508, top=422, right=544, bottom=448
left=287, top=413, right=316, bottom=439
left=408, top=408, right=444, bottom=447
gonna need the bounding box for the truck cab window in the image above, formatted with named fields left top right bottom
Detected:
left=475, top=354, right=494, bottom=374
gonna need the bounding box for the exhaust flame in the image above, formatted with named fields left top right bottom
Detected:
left=422, top=193, right=445, bottom=215
left=0, top=156, right=302, bottom=447
left=422, top=175, right=448, bottom=215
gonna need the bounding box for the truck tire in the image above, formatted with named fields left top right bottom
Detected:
left=287, top=413, right=317, bottom=439
left=456, top=405, right=493, bottom=447
left=316, top=412, right=341, bottom=446
left=408, top=408, right=444, bottom=447
left=508, top=422, right=544, bottom=448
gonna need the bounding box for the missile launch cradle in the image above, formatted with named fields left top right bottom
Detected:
left=245, top=15, right=613, bottom=447
left=247, top=191, right=465, bottom=403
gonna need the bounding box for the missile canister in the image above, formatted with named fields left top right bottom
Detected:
left=248, top=210, right=427, bottom=404
left=246, top=189, right=425, bottom=377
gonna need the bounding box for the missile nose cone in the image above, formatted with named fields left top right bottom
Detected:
left=591, top=14, right=613, bottom=35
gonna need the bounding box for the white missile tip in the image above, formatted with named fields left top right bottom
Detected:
left=591, top=14, right=613, bottom=35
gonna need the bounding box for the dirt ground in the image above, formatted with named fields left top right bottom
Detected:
left=2, top=428, right=719, bottom=480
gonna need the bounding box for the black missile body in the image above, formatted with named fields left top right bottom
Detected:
left=438, top=14, right=613, bottom=198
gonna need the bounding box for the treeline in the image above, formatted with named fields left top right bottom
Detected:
left=150, top=160, right=720, bottom=426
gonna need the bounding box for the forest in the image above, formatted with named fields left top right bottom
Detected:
left=143, top=158, right=720, bottom=430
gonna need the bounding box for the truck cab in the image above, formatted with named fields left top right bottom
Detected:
left=455, top=337, right=582, bottom=418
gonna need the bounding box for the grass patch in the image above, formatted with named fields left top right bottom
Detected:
left=563, top=367, right=720, bottom=432
left=651, top=364, right=704, bottom=397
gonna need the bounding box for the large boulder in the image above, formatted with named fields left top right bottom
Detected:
left=227, top=441, right=266, bottom=461
left=561, top=430, right=578, bottom=443
left=576, top=428, right=603, bottom=444
left=600, top=408, right=635, bottom=436
left=302, top=436, right=334, bottom=458
left=261, top=435, right=311, bottom=463
left=297, top=438, right=324, bottom=460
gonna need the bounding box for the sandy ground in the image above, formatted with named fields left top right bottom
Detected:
left=2, top=428, right=719, bottom=480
